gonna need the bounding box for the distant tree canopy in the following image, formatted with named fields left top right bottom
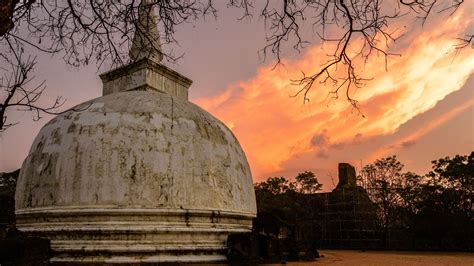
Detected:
left=255, top=176, right=291, bottom=195
left=294, top=171, right=323, bottom=194
left=359, top=153, right=473, bottom=248
left=253, top=171, right=323, bottom=253
left=426, top=152, right=473, bottom=215
left=254, top=152, right=473, bottom=250
left=360, top=156, right=419, bottom=244
left=1, top=0, right=471, bottom=131
left=255, top=171, right=322, bottom=195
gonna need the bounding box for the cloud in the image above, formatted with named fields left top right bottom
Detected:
left=401, top=140, right=416, bottom=148
left=310, top=130, right=329, bottom=148
left=330, top=142, right=345, bottom=150
left=368, top=97, right=474, bottom=161
left=194, top=8, right=474, bottom=182
left=316, top=150, right=330, bottom=159
left=353, top=133, right=363, bottom=144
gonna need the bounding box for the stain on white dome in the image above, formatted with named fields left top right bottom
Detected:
left=17, top=91, right=256, bottom=213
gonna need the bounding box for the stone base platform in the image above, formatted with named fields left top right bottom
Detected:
left=15, top=207, right=253, bottom=263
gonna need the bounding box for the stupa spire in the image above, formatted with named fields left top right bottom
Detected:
left=100, top=0, right=191, bottom=99
left=129, top=0, right=163, bottom=63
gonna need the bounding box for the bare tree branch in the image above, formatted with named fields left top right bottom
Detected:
left=454, top=34, right=473, bottom=49
left=0, top=38, right=64, bottom=131
left=0, top=0, right=469, bottom=131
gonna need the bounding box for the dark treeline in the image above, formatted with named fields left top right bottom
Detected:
left=0, top=153, right=472, bottom=258
left=253, top=152, right=473, bottom=253
left=0, top=169, right=19, bottom=231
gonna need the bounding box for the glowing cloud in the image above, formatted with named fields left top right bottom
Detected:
left=368, top=98, right=474, bottom=161
left=195, top=10, right=474, bottom=181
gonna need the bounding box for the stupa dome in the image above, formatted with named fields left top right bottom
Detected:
left=14, top=1, right=256, bottom=263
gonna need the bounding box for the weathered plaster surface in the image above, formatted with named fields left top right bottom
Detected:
left=15, top=90, right=256, bottom=262
left=16, top=91, right=255, bottom=212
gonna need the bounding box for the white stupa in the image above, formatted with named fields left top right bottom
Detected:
left=14, top=1, right=256, bottom=263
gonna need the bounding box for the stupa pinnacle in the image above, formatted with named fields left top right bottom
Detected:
left=99, top=0, right=191, bottom=99
left=129, top=0, right=163, bottom=63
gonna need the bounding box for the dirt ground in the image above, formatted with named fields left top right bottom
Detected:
left=284, top=250, right=474, bottom=266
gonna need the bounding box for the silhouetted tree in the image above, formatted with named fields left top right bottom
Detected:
left=254, top=176, right=296, bottom=239
left=255, top=176, right=292, bottom=195
left=292, top=171, right=323, bottom=194
left=427, top=152, right=473, bottom=215
left=254, top=172, right=323, bottom=257
left=362, top=152, right=474, bottom=250
left=0, top=169, right=20, bottom=230
left=406, top=152, right=474, bottom=249
left=360, top=156, right=413, bottom=246
left=0, top=47, right=65, bottom=131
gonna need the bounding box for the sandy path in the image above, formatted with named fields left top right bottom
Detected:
left=285, top=250, right=474, bottom=266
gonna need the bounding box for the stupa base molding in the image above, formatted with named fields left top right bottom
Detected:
left=15, top=207, right=253, bottom=263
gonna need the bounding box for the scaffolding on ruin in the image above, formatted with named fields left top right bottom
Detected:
left=318, top=181, right=383, bottom=249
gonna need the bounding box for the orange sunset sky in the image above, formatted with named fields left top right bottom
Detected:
left=1, top=2, right=473, bottom=190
